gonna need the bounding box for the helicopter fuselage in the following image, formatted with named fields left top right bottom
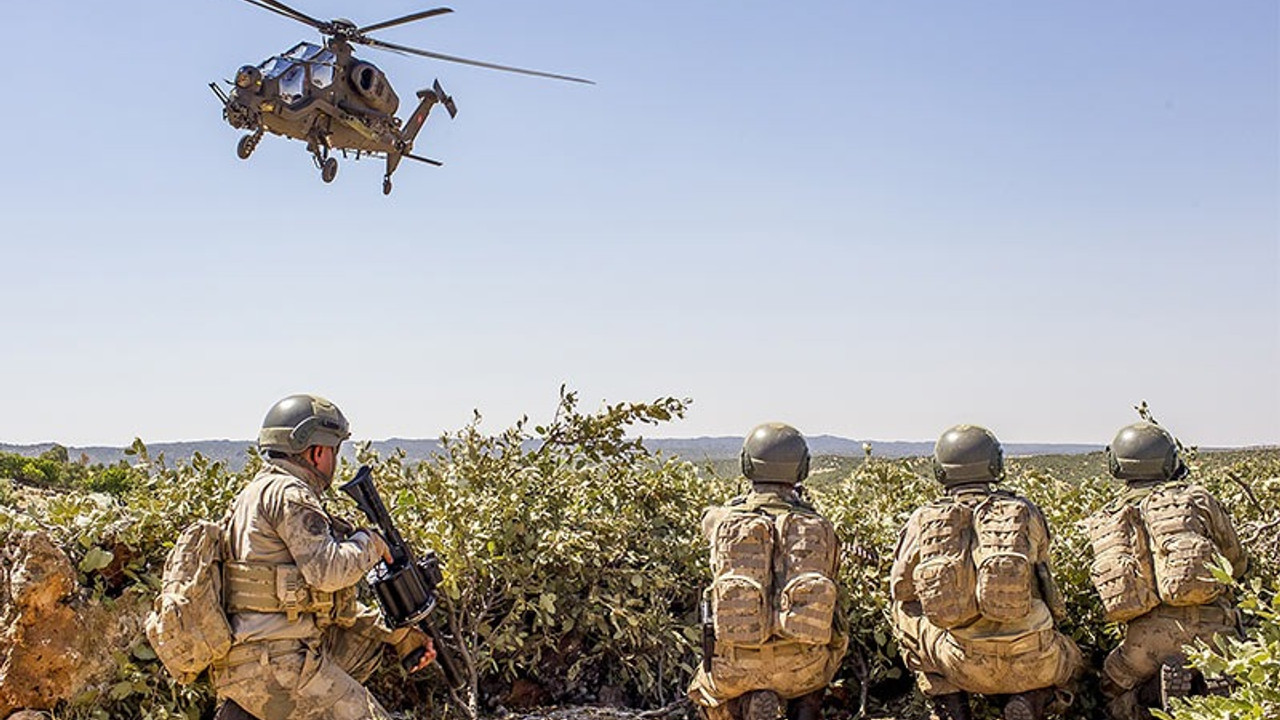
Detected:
left=224, top=41, right=403, bottom=153
left=213, top=37, right=454, bottom=193
left=212, top=0, right=586, bottom=194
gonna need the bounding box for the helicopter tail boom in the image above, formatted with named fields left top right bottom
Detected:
left=403, top=80, right=456, bottom=144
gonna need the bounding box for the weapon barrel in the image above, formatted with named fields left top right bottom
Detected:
left=417, top=621, right=466, bottom=690
left=340, top=466, right=410, bottom=567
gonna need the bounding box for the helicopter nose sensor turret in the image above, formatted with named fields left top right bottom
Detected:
left=235, top=65, right=262, bottom=89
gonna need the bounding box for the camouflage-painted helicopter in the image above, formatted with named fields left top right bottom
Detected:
left=210, top=0, right=591, bottom=194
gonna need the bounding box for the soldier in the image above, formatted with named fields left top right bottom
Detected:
left=1085, top=422, right=1247, bottom=720
left=211, top=394, right=435, bottom=720
left=889, top=425, right=1082, bottom=720
left=688, top=423, right=847, bottom=720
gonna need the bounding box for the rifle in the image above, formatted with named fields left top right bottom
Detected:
left=340, top=466, right=466, bottom=691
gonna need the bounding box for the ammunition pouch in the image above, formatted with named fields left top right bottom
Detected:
left=223, top=561, right=358, bottom=628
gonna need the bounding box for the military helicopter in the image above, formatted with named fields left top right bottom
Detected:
left=210, top=0, right=591, bottom=194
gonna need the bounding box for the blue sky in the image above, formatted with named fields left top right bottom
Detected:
left=1, top=1, right=1276, bottom=447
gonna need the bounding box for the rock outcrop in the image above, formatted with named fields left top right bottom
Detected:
left=0, top=531, right=149, bottom=718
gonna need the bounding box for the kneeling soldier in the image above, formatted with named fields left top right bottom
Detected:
left=213, top=395, right=435, bottom=720
left=688, top=423, right=848, bottom=720
left=890, top=425, right=1082, bottom=720
left=1085, top=422, right=1247, bottom=720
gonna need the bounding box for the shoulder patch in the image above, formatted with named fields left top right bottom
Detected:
left=302, top=509, right=329, bottom=537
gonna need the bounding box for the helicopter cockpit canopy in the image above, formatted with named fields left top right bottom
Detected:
left=257, top=42, right=337, bottom=103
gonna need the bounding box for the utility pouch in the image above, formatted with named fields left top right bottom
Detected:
left=913, top=501, right=980, bottom=628
left=1143, top=487, right=1223, bottom=606
left=972, top=496, right=1035, bottom=622
left=1085, top=502, right=1160, bottom=622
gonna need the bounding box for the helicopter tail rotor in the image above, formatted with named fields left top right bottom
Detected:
left=402, top=80, right=456, bottom=143
left=433, top=80, right=457, bottom=119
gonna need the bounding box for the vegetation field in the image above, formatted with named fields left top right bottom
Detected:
left=0, top=393, right=1276, bottom=720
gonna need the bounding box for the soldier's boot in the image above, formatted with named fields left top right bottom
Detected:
left=1003, top=688, right=1056, bottom=720
left=1199, top=673, right=1234, bottom=697
left=786, top=689, right=823, bottom=720
left=742, top=690, right=783, bottom=720
left=1159, top=656, right=1194, bottom=709
left=928, top=692, right=973, bottom=720
left=213, top=700, right=258, bottom=720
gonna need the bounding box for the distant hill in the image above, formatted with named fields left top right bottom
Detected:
left=1, top=436, right=1103, bottom=469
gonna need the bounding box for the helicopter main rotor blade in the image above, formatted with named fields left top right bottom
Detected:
left=237, top=0, right=324, bottom=30
left=361, top=37, right=594, bottom=84
left=358, top=8, right=454, bottom=35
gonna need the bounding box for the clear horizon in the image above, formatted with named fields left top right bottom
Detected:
left=2, top=1, right=1276, bottom=448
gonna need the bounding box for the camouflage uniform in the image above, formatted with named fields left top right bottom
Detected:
left=687, top=486, right=848, bottom=720
left=1095, top=481, right=1247, bottom=720
left=890, top=486, right=1082, bottom=700
left=210, top=457, right=405, bottom=720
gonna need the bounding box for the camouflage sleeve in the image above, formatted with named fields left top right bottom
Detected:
left=1025, top=501, right=1069, bottom=621
left=888, top=511, right=921, bottom=602
left=1027, top=500, right=1052, bottom=564
left=276, top=484, right=386, bottom=593
left=1196, top=487, right=1248, bottom=579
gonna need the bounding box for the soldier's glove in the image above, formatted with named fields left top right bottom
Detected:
left=351, top=528, right=392, bottom=565
left=392, top=627, right=436, bottom=674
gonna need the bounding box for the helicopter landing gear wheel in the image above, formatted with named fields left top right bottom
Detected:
left=321, top=157, right=338, bottom=183
left=236, top=134, right=258, bottom=160
left=382, top=177, right=393, bottom=195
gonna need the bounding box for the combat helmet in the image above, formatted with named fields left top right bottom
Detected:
left=932, top=424, right=1004, bottom=485
left=258, top=394, right=351, bottom=456
left=741, top=422, right=811, bottom=483
left=1107, top=422, right=1185, bottom=482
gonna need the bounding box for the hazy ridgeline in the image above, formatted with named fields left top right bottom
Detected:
left=1, top=393, right=1276, bottom=719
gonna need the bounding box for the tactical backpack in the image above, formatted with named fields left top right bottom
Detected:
left=912, top=493, right=1038, bottom=627
left=709, top=501, right=839, bottom=648
left=1141, top=484, right=1224, bottom=606
left=1085, top=502, right=1160, bottom=622
left=145, top=519, right=234, bottom=684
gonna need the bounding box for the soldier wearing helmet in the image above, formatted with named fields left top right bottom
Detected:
left=1086, top=422, right=1247, bottom=720
left=210, top=394, right=435, bottom=720
left=688, top=423, right=847, bottom=720
left=889, top=425, right=1082, bottom=720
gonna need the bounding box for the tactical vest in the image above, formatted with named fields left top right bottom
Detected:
left=223, top=561, right=358, bottom=627
left=1141, top=484, right=1224, bottom=606
left=145, top=520, right=234, bottom=684
left=912, top=493, right=1037, bottom=628
left=1085, top=501, right=1160, bottom=622
left=709, top=495, right=840, bottom=648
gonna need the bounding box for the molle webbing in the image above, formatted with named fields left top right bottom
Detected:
left=912, top=500, right=980, bottom=629
left=709, top=501, right=839, bottom=649
left=223, top=561, right=341, bottom=623
left=972, top=496, right=1033, bottom=623
left=1086, top=502, right=1159, bottom=622
left=776, top=513, right=838, bottom=644
left=1142, top=486, right=1222, bottom=606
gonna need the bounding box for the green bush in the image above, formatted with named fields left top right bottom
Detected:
left=1156, top=573, right=1280, bottom=720
left=0, top=396, right=1275, bottom=720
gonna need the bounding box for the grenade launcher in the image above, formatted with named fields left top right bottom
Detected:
left=340, top=466, right=466, bottom=690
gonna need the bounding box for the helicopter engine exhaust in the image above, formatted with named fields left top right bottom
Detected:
left=348, top=62, right=399, bottom=115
